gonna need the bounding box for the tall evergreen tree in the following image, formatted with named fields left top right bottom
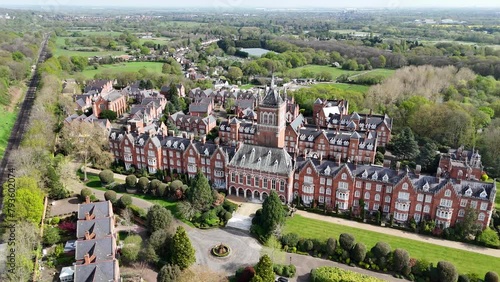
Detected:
left=170, top=226, right=195, bottom=270
left=188, top=170, right=214, bottom=212
left=392, top=127, right=420, bottom=160
left=417, top=139, right=438, bottom=172
left=261, top=191, right=286, bottom=237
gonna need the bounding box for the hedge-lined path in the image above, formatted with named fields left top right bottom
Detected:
left=295, top=210, right=500, bottom=258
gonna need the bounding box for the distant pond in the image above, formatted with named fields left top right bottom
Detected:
left=239, top=48, right=274, bottom=57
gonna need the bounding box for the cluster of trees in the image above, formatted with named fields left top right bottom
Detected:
left=176, top=171, right=237, bottom=228
left=280, top=232, right=498, bottom=282
left=0, top=31, right=41, bottom=106
left=117, top=202, right=196, bottom=281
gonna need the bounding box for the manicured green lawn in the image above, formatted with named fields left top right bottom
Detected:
left=291, top=65, right=395, bottom=80
left=0, top=111, right=17, bottom=158
left=283, top=215, right=500, bottom=276
left=77, top=62, right=165, bottom=79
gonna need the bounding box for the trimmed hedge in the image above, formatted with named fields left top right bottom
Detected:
left=310, top=266, right=385, bottom=282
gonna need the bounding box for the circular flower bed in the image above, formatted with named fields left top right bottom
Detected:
left=211, top=243, right=231, bottom=258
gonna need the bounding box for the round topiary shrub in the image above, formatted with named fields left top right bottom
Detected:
left=350, top=242, right=367, bottom=263
left=339, top=233, right=356, bottom=251
left=99, top=169, right=115, bottom=184
left=224, top=211, right=232, bottom=221
left=52, top=217, right=60, bottom=224
left=485, top=271, right=499, bottom=282
left=80, top=188, right=92, bottom=201
left=104, top=190, right=117, bottom=204
left=437, top=261, right=458, bottom=282
left=137, top=177, right=150, bottom=194
left=392, top=248, right=410, bottom=273
left=119, top=194, right=133, bottom=208
left=371, top=241, right=392, bottom=259
left=125, top=174, right=137, bottom=189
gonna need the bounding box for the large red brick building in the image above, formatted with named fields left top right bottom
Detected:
left=109, top=85, right=496, bottom=229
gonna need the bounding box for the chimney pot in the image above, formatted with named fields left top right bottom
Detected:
left=85, top=196, right=90, bottom=204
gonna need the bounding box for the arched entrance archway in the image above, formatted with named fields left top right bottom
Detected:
left=238, top=188, right=244, bottom=198
left=254, top=190, right=260, bottom=201
left=261, top=192, right=269, bottom=201
left=229, top=186, right=236, bottom=196
left=245, top=189, right=252, bottom=199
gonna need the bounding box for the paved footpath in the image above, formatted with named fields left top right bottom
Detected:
left=296, top=210, right=500, bottom=258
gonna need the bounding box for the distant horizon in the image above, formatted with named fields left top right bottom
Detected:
left=1, top=0, right=500, bottom=9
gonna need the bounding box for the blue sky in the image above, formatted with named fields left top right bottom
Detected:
left=6, top=0, right=500, bottom=8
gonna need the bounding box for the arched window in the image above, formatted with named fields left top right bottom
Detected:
left=402, top=183, right=408, bottom=190
left=375, top=194, right=380, bottom=201
left=326, top=188, right=332, bottom=195
left=415, top=204, right=422, bottom=212
left=320, top=187, right=325, bottom=194
left=385, top=196, right=391, bottom=203
left=307, top=168, right=312, bottom=174
left=355, top=190, right=360, bottom=197
left=444, top=190, right=451, bottom=197
left=341, top=173, right=347, bottom=180
left=263, top=113, right=268, bottom=124
left=364, top=192, right=370, bottom=200
left=478, top=213, right=485, bottom=221
left=423, top=205, right=430, bottom=213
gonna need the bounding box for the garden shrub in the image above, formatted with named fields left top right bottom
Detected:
left=485, top=271, right=499, bottom=282
left=339, top=233, right=356, bottom=251
left=350, top=242, right=367, bottom=263
left=436, top=261, right=458, bottom=282
left=281, top=233, right=300, bottom=248
left=310, top=266, right=385, bottom=282
left=99, top=169, right=114, bottom=184
left=125, top=174, right=137, bottom=189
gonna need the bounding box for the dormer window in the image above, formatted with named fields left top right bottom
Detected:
left=465, top=188, right=472, bottom=197
left=179, top=143, right=185, bottom=150
left=362, top=170, right=368, bottom=178
left=382, top=174, right=389, bottom=182
left=372, top=172, right=378, bottom=180
left=324, top=166, right=331, bottom=175
left=204, top=148, right=209, bottom=156
left=423, top=182, right=430, bottom=192
left=308, top=135, right=314, bottom=142
left=480, top=190, right=488, bottom=198
left=173, top=141, right=178, bottom=149
left=402, top=183, right=408, bottom=190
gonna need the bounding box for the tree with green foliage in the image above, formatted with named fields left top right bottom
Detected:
left=252, top=254, right=275, bottom=282
left=45, top=164, right=69, bottom=200
left=157, top=264, right=182, bottom=282
left=371, top=241, right=391, bottom=261
left=43, top=227, right=61, bottom=245
left=170, top=226, right=196, bottom=270
left=260, top=191, right=286, bottom=238
left=391, top=127, right=420, bottom=160
left=188, top=170, right=214, bottom=212
left=99, top=109, right=118, bottom=121
left=416, top=140, right=438, bottom=172
left=477, top=228, right=500, bottom=248
left=342, top=59, right=358, bottom=70
left=99, top=169, right=114, bottom=184
left=80, top=188, right=92, bottom=201
left=436, top=261, right=458, bottom=282
left=104, top=190, right=117, bottom=204
left=281, top=233, right=300, bottom=248
left=121, top=235, right=143, bottom=264
left=3, top=177, right=45, bottom=224
left=125, top=174, right=137, bottom=189
left=146, top=205, right=173, bottom=234
left=227, top=66, right=243, bottom=83
left=454, top=207, right=481, bottom=239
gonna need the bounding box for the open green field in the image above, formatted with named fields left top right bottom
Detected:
left=138, top=37, right=171, bottom=45
left=0, top=111, right=16, bottom=158
left=324, top=83, right=370, bottom=93
left=77, top=62, right=165, bottom=79
left=159, top=21, right=207, bottom=28
left=292, top=65, right=395, bottom=80
left=54, top=36, right=128, bottom=57
left=283, top=215, right=500, bottom=276
left=421, top=40, right=500, bottom=50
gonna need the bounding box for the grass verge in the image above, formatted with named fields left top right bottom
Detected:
left=283, top=215, right=500, bottom=276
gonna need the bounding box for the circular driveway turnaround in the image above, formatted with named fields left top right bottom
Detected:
left=187, top=227, right=262, bottom=275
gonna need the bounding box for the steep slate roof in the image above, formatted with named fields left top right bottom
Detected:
left=289, top=114, right=305, bottom=133
left=297, top=127, right=377, bottom=150
left=77, top=202, right=113, bottom=220
left=229, top=144, right=293, bottom=175
left=74, top=260, right=118, bottom=282
left=76, top=218, right=114, bottom=240
left=261, top=88, right=283, bottom=107
left=327, top=113, right=393, bottom=131
left=75, top=237, right=115, bottom=263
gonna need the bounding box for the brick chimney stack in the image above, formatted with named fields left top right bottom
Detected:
left=415, top=165, right=421, bottom=177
